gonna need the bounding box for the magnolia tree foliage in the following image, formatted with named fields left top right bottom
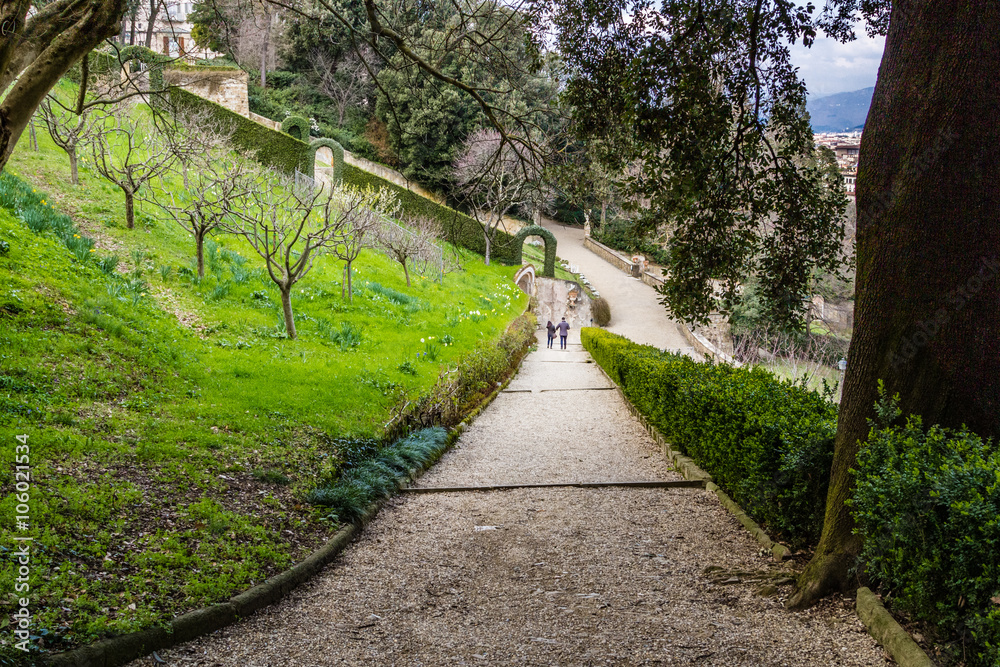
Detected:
left=453, top=128, right=542, bottom=266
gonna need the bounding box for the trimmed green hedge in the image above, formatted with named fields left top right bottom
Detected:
left=581, top=327, right=837, bottom=548
left=280, top=115, right=310, bottom=142
left=340, top=163, right=518, bottom=263
left=511, top=224, right=557, bottom=277
left=852, top=391, right=1000, bottom=666
left=168, top=87, right=312, bottom=176
left=309, top=138, right=344, bottom=182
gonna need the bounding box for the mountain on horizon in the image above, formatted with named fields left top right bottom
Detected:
left=807, top=87, right=874, bottom=133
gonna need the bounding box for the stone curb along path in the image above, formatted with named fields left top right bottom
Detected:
left=44, top=324, right=535, bottom=667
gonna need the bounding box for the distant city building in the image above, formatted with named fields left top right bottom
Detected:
left=815, top=131, right=862, bottom=199
left=122, top=0, right=216, bottom=61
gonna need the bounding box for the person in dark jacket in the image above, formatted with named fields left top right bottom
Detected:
left=545, top=321, right=556, bottom=348
left=557, top=317, right=570, bottom=349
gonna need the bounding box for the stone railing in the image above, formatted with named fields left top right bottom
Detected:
left=341, top=150, right=447, bottom=205
left=248, top=111, right=280, bottom=131
left=583, top=236, right=637, bottom=275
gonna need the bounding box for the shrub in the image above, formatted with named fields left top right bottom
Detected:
left=582, top=327, right=836, bottom=548
left=852, top=388, right=1000, bottom=666
left=307, top=427, right=449, bottom=522
left=591, top=296, right=611, bottom=326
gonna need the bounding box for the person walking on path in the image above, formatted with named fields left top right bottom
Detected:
left=557, top=317, right=570, bottom=349
left=545, top=321, right=556, bottom=349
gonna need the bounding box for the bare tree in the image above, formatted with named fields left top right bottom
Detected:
left=143, top=0, right=163, bottom=48
left=330, top=185, right=399, bottom=301
left=453, top=128, right=539, bottom=265
left=163, top=107, right=235, bottom=189
left=374, top=212, right=439, bottom=287
left=141, top=146, right=254, bottom=278
left=87, top=105, right=175, bottom=229
left=312, top=47, right=375, bottom=127
left=38, top=90, right=105, bottom=185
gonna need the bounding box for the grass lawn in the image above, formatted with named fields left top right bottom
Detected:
left=0, top=89, right=528, bottom=661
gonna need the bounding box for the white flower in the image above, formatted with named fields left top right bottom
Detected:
left=421, top=338, right=425, bottom=343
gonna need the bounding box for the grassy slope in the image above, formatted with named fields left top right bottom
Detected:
left=0, top=91, right=527, bottom=659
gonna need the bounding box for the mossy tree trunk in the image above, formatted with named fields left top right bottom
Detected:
left=124, top=188, right=135, bottom=229
left=790, top=0, right=1000, bottom=608
left=68, top=147, right=79, bottom=185
left=195, top=228, right=206, bottom=278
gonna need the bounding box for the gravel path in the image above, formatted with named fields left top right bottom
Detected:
left=539, top=218, right=693, bottom=354
left=134, top=334, right=889, bottom=667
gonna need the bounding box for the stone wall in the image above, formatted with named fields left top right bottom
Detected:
left=534, top=278, right=592, bottom=330
left=810, top=295, right=854, bottom=333
left=342, top=150, right=446, bottom=205
left=583, top=236, right=635, bottom=275
left=164, top=69, right=249, bottom=117
left=248, top=111, right=280, bottom=131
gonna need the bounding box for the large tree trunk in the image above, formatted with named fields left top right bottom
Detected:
left=790, top=0, right=1000, bottom=608
left=0, top=0, right=125, bottom=170
left=280, top=287, right=297, bottom=339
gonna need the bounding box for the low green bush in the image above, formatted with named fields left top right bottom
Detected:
left=591, top=296, right=611, bottom=326
left=581, top=327, right=837, bottom=548
left=307, top=427, right=449, bottom=522
left=852, top=388, right=1000, bottom=666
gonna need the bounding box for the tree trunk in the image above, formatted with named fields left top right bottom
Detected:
left=124, top=190, right=135, bottom=229
left=402, top=259, right=410, bottom=287
left=144, top=0, right=158, bottom=49
left=345, top=259, right=353, bottom=301
left=182, top=160, right=189, bottom=189
left=280, top=287, right=296, bottom=339
left=196, top=230, right=205, bottom=278
left=68, top=147, right=79, bottom=185
left=28, top=119, right=37, bottom=151
left=790, top=0, right=1000, bottom=608
left=129, top=9, right=137, bottom=45
left=483, top=234, right=491, bottom=266
left=259, top=8, right=270, bottom=89
left=0, top=0, right=125, bottom=170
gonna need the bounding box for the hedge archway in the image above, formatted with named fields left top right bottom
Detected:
left=309, top=138, right=344, bottom=183
left=281, top=116, right=310, bottom=142
left=511, top=225, right=557, bottom=277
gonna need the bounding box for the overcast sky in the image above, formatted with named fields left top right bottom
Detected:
left=788, top=30, right=886, bottom=99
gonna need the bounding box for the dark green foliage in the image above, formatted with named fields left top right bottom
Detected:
left=591, top=217, right=669, bottom=266
left=281, top=115, right=310, bottom=142
left=511, top=225, right=557, bottom=277
left=0, top=172, right=93, bottom=263
left=341, top=163, right=519, bottom=263
left=852, top=390, right=1000, bottom=666
left=375, top=57, right=484, bottom=192
left=307, top=427, right=449, bottom=522
left=582, top=327, right=837, bottom=548
left=591, top=297, right=611, bottom=326
left=168, top=87, right=312, bottom=175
